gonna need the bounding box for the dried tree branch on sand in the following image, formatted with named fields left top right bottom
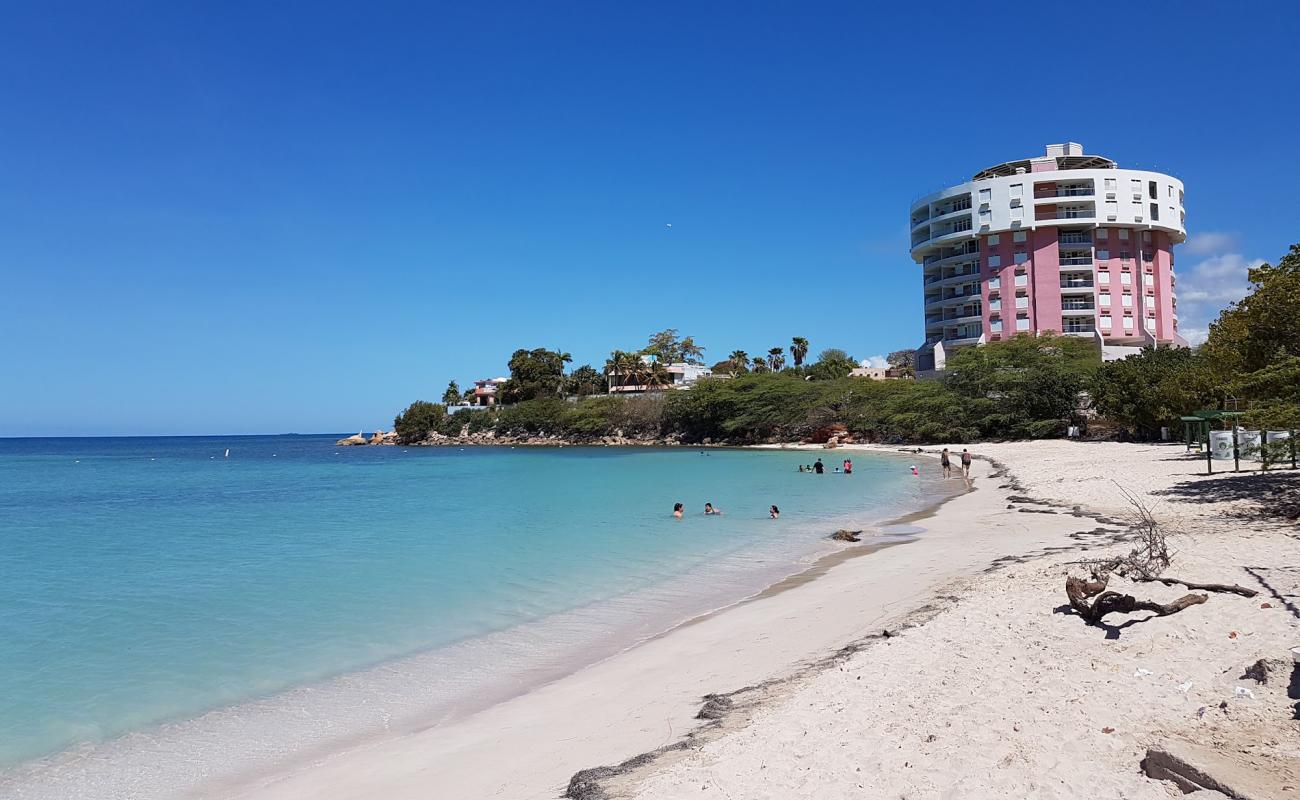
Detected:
left=1063, top=484, right=1254, bottom=624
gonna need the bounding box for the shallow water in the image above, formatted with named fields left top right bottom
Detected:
left=0, top=435, right=949, bottom=797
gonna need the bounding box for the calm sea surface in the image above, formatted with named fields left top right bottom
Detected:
left=0, top=435, right=949, bottom=797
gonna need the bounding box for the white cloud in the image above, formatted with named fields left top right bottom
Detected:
left=1176, top=252, right=1264, bottom=342
left=861, top=355, right=888, bottom=369
left=1183, top=231, right=1237, bottom=256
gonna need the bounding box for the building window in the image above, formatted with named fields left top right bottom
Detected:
left=990, top=320, right=1002, bottom=333
left=988, top=234, right=1000, bottom=245
left=988, top=254, right=1001, bottom=268
left=1016, top=317, right=1030, bottom=332
left=1011, top=206, right=1023, bottom=222
left=1105, top=178, right=1117, bottom=191
left=1100, top=315, right=1112, bottom=328
left=1144, top=273, right=1154, bottom=287
left=1142, top=230, right=1151, bottom=242
left=1011, top=231, right=1025, bottom=243
left=1010, top=183, right=1022, bottom=198
left=1097, top=249, right=1110, bottom=260
left=1099, top=293, right=1111, bottom=307
left=1099, top=271, right=1110, bottom=285
left=1121, top=272, right=1132, bottom=286
left=1119, top=229, right=1130, bottom=241
left=1096, top=228, right=1108, bottom=240
left=1150, top=203, right=1159, bottom=221
left=978, top=188, right=991, bottom=203
left=1142, top=250, right=1154, bottom=262
left=988, top=276, right=1000, bottom=289
left=1013, top=252, right=1028, bottom=264
left=1120, top=250, right=1131, bottom=261
left=1131, top=179, right=1142, bottom=196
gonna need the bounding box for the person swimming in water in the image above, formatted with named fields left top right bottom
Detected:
left=704, top=502, right=723, bottom=515
left=769, top=505, right=780, bottom=519
left=813, top=458, right=824, bottom=474
left=672, top=502, right=684, bottom=518
left=842, top=458, right=853, bottom=474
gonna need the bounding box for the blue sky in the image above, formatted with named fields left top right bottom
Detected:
left=2, top=2, right=1297, bottom=436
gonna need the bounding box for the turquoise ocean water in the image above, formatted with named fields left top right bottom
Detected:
left=0, top=435, right=948, bottom=798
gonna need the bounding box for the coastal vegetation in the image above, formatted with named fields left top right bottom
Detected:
left=391, top=244, right=1299, bottom=447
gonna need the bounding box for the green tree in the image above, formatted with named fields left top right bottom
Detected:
left=790, top=337, right=810, bottom=368
left=644, top=329, right=706, bottom=365
left=646, top=360, right=671, bottom=390
left=807, top=348, right=857, bottom=381
left=393, top=400, right=446, bottom=444
left=886, top=349, right=917, bottom=379
left=1091, top=347, right=1216, bottom=438
left=441, top=380, right=461, bottom=406
left=566, top=364, right=606, bottom=396
left=766, top=347, right=786, bottom=371
left=1201, top=243, right=1300, bottom=429
left=1203, top=244, right=1300, bottom=375
left=499, top=348, right=572, bottom=403
left=751, top=356, right=769, bottom=374
left=727, top=350, right=750, bottom=376
left=944, top=334, right=1098, bottom=438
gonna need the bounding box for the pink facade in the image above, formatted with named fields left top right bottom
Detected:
left=977, top=226, right=1180, bottom=346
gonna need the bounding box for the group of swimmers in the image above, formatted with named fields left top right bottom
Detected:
left=796, top=457, right=852, bottom=475
left=672, top=502, right=780, bottom=519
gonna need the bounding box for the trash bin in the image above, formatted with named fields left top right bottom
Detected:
left=1209, top=431, right=1235, bottom=460
left=1236, top=429, right=1262, bottom=461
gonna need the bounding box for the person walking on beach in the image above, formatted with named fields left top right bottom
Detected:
left=769, top=505, right=780, bottom=519
left=704, top=502, right=723, bottom=515
left=813, top=458, right=824, bottom=474
left=842, top=458, right=853, bottom=475
left=940, top=448, right=952, bottom=479
left=672, top=503, right=684, bottom=519
left=961, top=448, right=972, bottom=478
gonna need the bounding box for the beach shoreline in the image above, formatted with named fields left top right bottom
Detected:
left=14, top=441, right=1296, bottom=799
left=0, top=445, right=956, bottom=800
left=208, top=444, right=1111, bottom=800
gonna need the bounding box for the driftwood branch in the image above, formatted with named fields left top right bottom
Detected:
left=1065, top=575, right=1207, bottom=623
left=1132, top=576, right=1258, bottom=598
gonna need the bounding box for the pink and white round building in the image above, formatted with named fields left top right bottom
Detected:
left=909, top=142, right=1187, bottom=373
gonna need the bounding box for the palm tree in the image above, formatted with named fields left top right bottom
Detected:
left=680, top=336, right=706, bottom=366
left=728, top=350, right=749, bottom=376
left=623, top=354, right=651, bottom=388
left=645, top=360, right=671, bottom=391
left=605, top=349, right=629, bottom=392
left=767, top=347, right=786, bottom=371
left=790, top=337, right=809, bottom=368
left=751, top=356, right=769, bottom=374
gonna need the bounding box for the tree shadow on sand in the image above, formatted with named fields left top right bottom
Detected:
left=1052, top=604, right=1168, bottom=640
left=1154, top=470, right=1300, bottom=523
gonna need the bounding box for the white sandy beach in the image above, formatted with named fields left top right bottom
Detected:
left=214, top=441, right=1298, bottom=800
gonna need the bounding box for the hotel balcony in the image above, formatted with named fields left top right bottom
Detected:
left=922, top=245, right=980, bottom=267
left=1061, top=299, right=1096, bottom=315
left=1033, top=186, right=1094, bottom=200
left=1059, top=256, right=1094, bottom=267
left=923, top=265, right=980, bottom=286
left=1035, top=203, right=1095, bottom=222
left=1059, top=232, right=1093, bottom=246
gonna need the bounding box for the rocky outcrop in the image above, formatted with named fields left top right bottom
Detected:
left=337, top=430, right=399, bottom=446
